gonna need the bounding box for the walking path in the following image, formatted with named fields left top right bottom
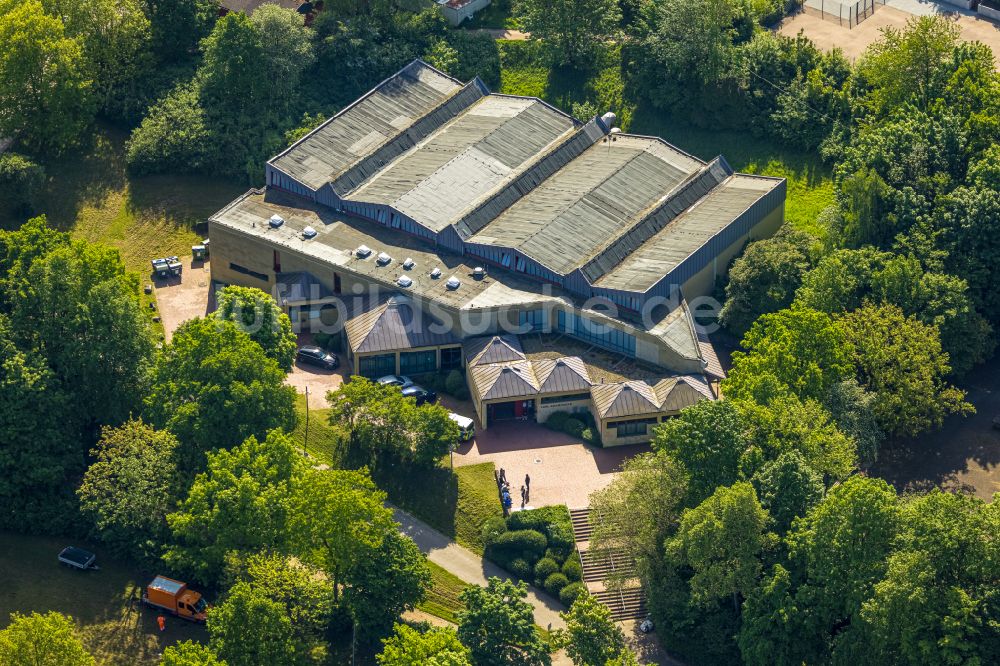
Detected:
left=393, top=507, right=567, bottom=630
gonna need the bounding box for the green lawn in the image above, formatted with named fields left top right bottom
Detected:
left=417, top=561, right=470, bottom=625
left=462, top=0, right=519, bottom=29
left=0, top=532, right=207, bottom=665
left=291, top=394, right=345, bottom=468
left=0, top=124, right=245, bottom=273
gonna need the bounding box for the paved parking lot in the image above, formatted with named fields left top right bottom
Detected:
left=151, top=256, right=212, bottom=341
left=453, top=420, right=648, bottom=509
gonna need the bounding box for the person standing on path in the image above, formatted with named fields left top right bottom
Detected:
left=525, top=473, right=530, bottom=489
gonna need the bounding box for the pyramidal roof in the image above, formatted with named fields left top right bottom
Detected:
left=591, top=381, right=661, bottom=419
left=345, top=294, right=459, bottom=353
left=532, top=356, right=593, bottom=393
left=469, top=361, right=539, bottom=401
left=464, top=335, right=525, bottom=366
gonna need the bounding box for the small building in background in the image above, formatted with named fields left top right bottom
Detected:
left=217, top=0, right=321, bottom=24
left=436, top=0, right=492, bottom=25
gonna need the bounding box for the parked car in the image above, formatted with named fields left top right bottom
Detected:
left=58, top=546, right=99, bottom=571
left=449, top=412, right=475, bottom=441
left=401, top=384, right=437, bottom=406
left=377, top=374, right=413, bottom=387
left=296, top=346, right=338, bottom=370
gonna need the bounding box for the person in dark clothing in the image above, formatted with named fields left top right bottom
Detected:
left=525, top=473, right=530, bottom=488
left=499, top=468, right=506, bottom=483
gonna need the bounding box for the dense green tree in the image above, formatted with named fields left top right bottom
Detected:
left=0, top=0, right=94, bottom=152
left=667, top=482, right=774, bottom=612
left=77, top=420, right=179, bottom=561
left=822, top=379, right=884, bottom=466
left=651, top=400, right=747, bottom=505
left=216, top=286, right=297, bottom=371
left=143, top=0, right=217, bottom=62
left=125, top=82, right=210, bottom=175
left=160, top=641, right=226, bottom=666
left=723, top=307, right=851, bottom=404
left=588, top=452, right=687, bottom=588
left=749, top=450, right=823, bottom=535
left=0, top=216, right=69, bottom=297
left=165, top=430, right=304, bottom=585
left=145, top=317, right=296, bottom=469
left=208, top=582, right=303, bottom=666
left=515, top=0, right=621, bottom=67
left=720, top=226, right=816, bottom=336
left=0, top=316, right=76, bottom=531
left=558, top=593, right=626, bottom=666
left=289, top=468, right=397, bottom=601
left=0, top=611, right=94, bottom=666
left=378, top=624, right=471, bottom=666
left=738, top=564, right=817, bottom=666
left=0, top=153, right=46, bottom=215
left=224, top=552, right=334, bottom=660
left=40, top=0, right=152, bottom=120
left=345, top=529, right=430, bottom=642
left=784, top=477, right=902, bottom=661
left=249, top=5, right=315, bottom=111
left=838, top=303, right=971, bottom=437
left=457, top=577, right=551, bottom=666
left=8, top=240, right=154, bottom=430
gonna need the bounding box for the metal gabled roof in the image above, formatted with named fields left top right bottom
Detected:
left=532, top=356, right=593, bottom=393
left=469, top=360, right=539, bottom=401
left=345, top=294, right=459, bottom=354
left=590, top=380, right=660, bottom=419
left=463, top=335, right=525, bottom=366
left=653, top=376, right=713, bottom=411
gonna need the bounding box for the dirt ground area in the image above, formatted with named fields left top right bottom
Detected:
left=151, top=256, right=213, bottom=342
left=873, top=355, right=1000, bottom=499
left=453, top=420, right=648, bottom=509
left=777, top=6, right=1000, bottom=62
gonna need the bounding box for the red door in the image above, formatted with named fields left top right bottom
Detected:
left=514, top=401, right=524, bottom=418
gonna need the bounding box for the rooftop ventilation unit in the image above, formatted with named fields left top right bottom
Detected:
left=376, top=252, right=392, bottom=265
left=356, top=245, right=372, bottom=258
left=402, top=258, right=415, bottom=270
left=446, top=276, right=461, bottom=290
left=473, top=267, right=485, bottom=279
left=601, top=111, right=618, bottom=127
left=396, top=275, right=413, bottom=288
left=268, top=214, right=285, bottom=228
left=302, top=226, right=317, bottom=239
left=430, top=267, right=442, bottom=279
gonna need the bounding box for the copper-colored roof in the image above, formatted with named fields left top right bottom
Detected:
left=591, top=375, right=711, bottom=418
left=469, top=361, right=539, bottom=401
left=464, top=335, right=525, bottom=366
left=532, top=356, right=592, bottom=393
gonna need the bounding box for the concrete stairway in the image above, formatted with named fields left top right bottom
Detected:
left=570, top=506, right=647, bottom=621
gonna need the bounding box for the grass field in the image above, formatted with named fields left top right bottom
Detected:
left=0, top=532, right=206, bottom=665
left=418, top=561, right=470, bottom=625
left=0, top=124, right=245, bottom=273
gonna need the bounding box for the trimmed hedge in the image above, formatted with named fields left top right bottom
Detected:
left=490, top=529, right=548, bottom=559
left=509, top=558, right=533, bottom=580
left=544, top=572, right=570, bottom=596
left=534, top=557, right=559, bottom=582
left=562, top=555, right=583, bottom=582
left=481, top=515, right=508, bottom=547
left=560, top=582, right=587, bottom=606
left=542, top=410, right=601, bottom=445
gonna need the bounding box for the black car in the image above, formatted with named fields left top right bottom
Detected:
left=377, top=374, right=414, bottom=387
left=296, top=346, right=338, bottom=370
left=401, top=384, right=438, bottom=406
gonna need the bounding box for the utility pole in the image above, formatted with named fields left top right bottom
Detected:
left=304, top=386, right=310, bottom=458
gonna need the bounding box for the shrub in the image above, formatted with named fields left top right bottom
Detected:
left=0, top=154, right=46, bottom=214
left=562, top=417, right=586, bottom=438
left=313, top=332, right=338, bottom=351
left=481, top=515, right=508, bottom=547
left=508, top=558, right=533, bottom=580
left=560, top=582, right=587, bottom=606
left=547, top=520, right=575, bottom=552
left=544, top=411, right=570, bottom=431
left=581, top=427, right=601, bottom=446
left=491, top=529, right=548, bottom=559
left=125, top=82, right=210, bottom=176
left=544, top=572, right=570, bottom=596
left=507, top=509, right=550, bottom=533
left=562, top=555, right=582, bottom=582
left=534, top=557, right=560, bottom=582
left=445, top=369, right=469, bottom=399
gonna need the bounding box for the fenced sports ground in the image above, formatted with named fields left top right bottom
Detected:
left=801, top=0, right=882, bottom=27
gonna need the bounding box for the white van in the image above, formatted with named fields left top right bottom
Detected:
left=448, top=412, right=475, bottom=442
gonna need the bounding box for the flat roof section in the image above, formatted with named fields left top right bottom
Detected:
left=346, top=95, right=576, bottom=232
left=269, top=61, right=462, bottom=190
left=467, top=136, right=703, bottom=275
left=594, top=175, right=781, bottom=291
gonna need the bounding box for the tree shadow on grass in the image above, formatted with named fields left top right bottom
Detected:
left=374, top=459, right=461, bottom=541
left=126, top=172, right=246, bottom=235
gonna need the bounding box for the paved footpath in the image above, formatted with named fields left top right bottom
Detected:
left=393, top=507, right=567, bottom=630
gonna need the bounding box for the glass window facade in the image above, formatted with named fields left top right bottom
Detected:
left=608, top=417, right=658, bottom=437
left=557, top=311, right=636, bottom=355
left=540, top=393, right=591, bottom=405
left=358, top=353, right=396, bottom=378
left=440, top=346, right=462, bottom=371
left=399, top=349, right=437, bottom=375
left=519, top=309, right=547, bottom=333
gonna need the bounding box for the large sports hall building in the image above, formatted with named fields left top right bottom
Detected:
left=208, top=60, right=786, bottom=445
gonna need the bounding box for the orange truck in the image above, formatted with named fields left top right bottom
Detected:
left=142, top=575, right=208, bottom=622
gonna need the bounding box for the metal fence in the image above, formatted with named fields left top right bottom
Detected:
left=801, top=0, right=880, bottom=28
